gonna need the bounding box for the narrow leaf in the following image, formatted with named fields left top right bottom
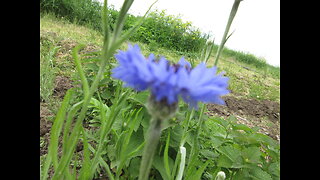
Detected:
left=164, top=131, right=171, bottom=179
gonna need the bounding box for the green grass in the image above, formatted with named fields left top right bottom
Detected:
left=40, top=38, right=59, bottom=103
left=40, top=13, right=280, bottom=103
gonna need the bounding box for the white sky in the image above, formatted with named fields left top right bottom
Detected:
left=102, top=0, right=280, bottom=67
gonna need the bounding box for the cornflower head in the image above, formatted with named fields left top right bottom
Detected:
left=112, top=44, right=230, bottom=110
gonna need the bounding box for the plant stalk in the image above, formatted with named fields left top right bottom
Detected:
left=214, top=0, right=243, bottom=66
left=138, top=117, right=163, bottom=180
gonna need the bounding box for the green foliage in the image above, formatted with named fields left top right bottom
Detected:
left=201, top=115, right=280, bottom=180
left=129, top=10, right=208, bottom=53
left=40, top=42, right=59, bottom=103
left=40, top=0, right=102, bottom=30
left=40, top=0, right=208, bottom=54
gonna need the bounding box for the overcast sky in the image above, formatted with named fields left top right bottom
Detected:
left=102, top=0, right=280, bottom=67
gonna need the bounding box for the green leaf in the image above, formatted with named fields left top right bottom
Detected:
left=128, top=157, right=141, bottom=179
left=42, top=89, right=74, bottom=180
left=106, top=144, right=116, bottom=162
left=216, top=145, right=244, bottom=168
left=233, top=169, right=250, bottom=180
left=78, top=128, right=92, bottom=180
left=185, top=161, right=210, bottom=180
left=170, top=125, right=184, bottom=148
left=217, top=145, right=241, bottom=162
left=163, top=132, right=171, bottom=179
left=125, top=127, right=145, bottom=157
left=152, top=154, right=174, bottom=180
left=241, top=147, right=262, bottom=164
left=268, top=162, right=280, bottom=179
left=129, top=91, right=149, bottom=106
left=232, top=123, right=253, bottom=133
left=72, top=44, right=89, bottom=96
left=200, top=149, right=219, bottom=159
left=249, top=167, right=272, bottom=180
left=210, top=136, right=224, bottom=148
left=253, top=133, right=279, bottom=148
left=211, top=117, right=228, bottom=128
left=217, top=154, right=233, bottom=168
left=115, top=131, right=126, bottom=160
left=232, top=132, right=260, bottom=145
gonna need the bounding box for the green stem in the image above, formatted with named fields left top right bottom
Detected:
left=52, top=39, right=114, bottom=179
left=185, top=104, right=206, bottom=175
left=214, top=0, right=243, bottom=67
left=73, top=44, right=89, bottom=96
left=169, top=110, right=194, bottom=179
left=138, top=117, right=163, bottom=180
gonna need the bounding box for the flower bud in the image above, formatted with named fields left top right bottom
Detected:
left=215, top=171, right=226, bottom=180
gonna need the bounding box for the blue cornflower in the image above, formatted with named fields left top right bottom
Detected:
left=112, top=44, right=229, bottom=108
left=112, top=44, right=179, bottom=105
left=176, top=62, right=230, bottom=108
left=112, top=44, right=154, bottom=91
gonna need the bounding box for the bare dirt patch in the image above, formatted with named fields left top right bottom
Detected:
left=40, top=102, right=53, bottom=136
left=206, top=95, right=280, bottom=141
left=40, top=102, right=53, bottom=156
left=53, top=75, right=74, bottom=99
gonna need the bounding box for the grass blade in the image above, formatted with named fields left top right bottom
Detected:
left=42, top=89, right=74, bottom=180
left=72, top=44, right=90, bottom=96
left=88, top=144, right=115, bottom=180
left=164, top=131, right=171, bottom=179
left=62, top=101, right=83, bottom=155
left=214, top=0, right=243, bottom=66
left=78, top=127, right=92, bottom=179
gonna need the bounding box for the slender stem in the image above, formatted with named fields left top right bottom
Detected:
left=138, top=117, right=163, bottom=180
left=214, top=0, right=243, bottom=66
left=186, top=104, right=206, bottom=174
left=73, top=44, right=90, bottom=96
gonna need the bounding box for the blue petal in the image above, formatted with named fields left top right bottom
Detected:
left=178, top=57, right=191, bottom=68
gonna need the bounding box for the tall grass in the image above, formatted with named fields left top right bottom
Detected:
left=212, top=45, right=280, bottom=79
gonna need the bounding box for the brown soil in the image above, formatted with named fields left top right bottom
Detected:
left=53, top=75, right=74, bottom=99
left=206, top=94, right=280, bottom=141
left=40, top=102, right=54, bottom=156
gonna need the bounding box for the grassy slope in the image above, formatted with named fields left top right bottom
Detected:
left=40, top=13, right=280, bottom=103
